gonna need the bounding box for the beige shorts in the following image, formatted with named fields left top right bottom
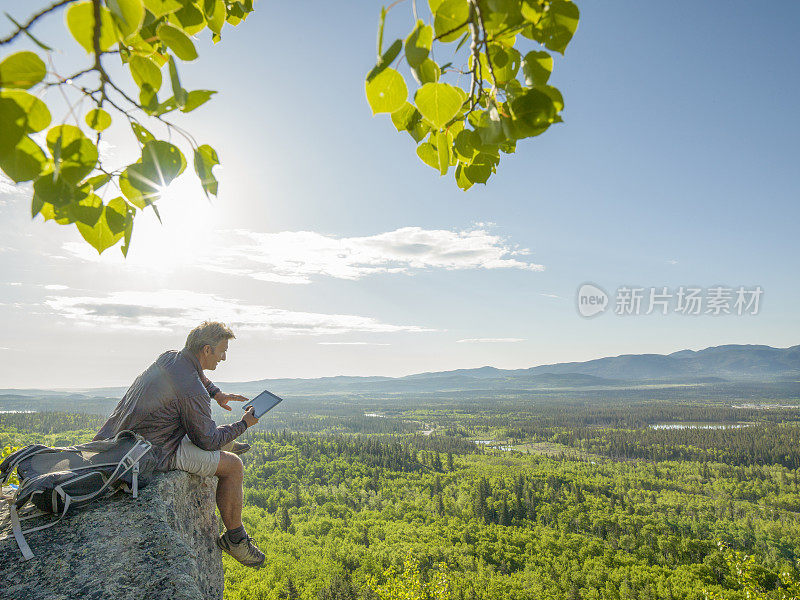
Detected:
left=174, top=435, right=220, bottom=477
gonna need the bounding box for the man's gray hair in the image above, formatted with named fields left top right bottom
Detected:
left=185, top=321, right=235, bottom=354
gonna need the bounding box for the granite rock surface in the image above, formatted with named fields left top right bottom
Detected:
left=0, top=470, right=223, bottom=600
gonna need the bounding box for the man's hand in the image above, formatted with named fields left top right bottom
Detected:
left=242, top=406, right=259, bottom=428
left=214, top=392, right=249, bottom=412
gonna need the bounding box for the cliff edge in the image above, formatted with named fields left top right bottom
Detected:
left=0, top=470, right=224, bottom=600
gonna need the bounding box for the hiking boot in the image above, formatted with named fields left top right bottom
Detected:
left=216, top=532, right=265, bottom=568
left=229, top=441, right=250, bottom=455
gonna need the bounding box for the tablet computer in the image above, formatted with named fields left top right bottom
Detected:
left=242, top=389, right=283, bottom=418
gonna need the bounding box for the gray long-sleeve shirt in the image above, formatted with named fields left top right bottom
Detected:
left=93, top=349, right=247, bottom=471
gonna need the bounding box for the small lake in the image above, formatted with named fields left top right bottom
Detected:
left=649, top=422, right=752, bottom=430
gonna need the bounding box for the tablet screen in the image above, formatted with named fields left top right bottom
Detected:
left=242, top=389, right=283, bottom=418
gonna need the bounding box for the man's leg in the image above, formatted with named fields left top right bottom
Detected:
left=174, top=435, right=263, bottom=567
left=214, top=451, right=244, bottom=530
left=214, top=451, right=265, bottom=568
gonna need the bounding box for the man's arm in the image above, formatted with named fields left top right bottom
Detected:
left=201, top=373, right=249, bottom=411
left=200, top=373, right=220, bottom=398
left=179, top=392, right=248, bottom=451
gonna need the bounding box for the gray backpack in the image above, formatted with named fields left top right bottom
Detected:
left=0, top=430, right=156, bottom=560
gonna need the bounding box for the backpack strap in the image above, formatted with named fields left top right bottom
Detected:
left=1, top=446, right=50, bottom=485
left=5, top=437, right=153, bottom=560
left=10, top=503, right=35, bottom=560
left=10, top=484, right=73, bottom=560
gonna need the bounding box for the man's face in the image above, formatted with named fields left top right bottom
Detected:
left=201, top=339, right=228, bottom=371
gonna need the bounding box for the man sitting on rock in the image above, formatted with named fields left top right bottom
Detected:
left=94, top=321, right=265, bottom=568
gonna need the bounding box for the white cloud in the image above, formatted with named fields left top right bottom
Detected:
left=43, top=290, right=436, bottom=335
left=540, top=293, right=561, bottom=298
left=317, top=342, right=391, bottom=346
left=7, top=282, right=22, bottom=286
left=44, top=284, right=69, bottom=290
left=456, top=338, right=525, bottom=343
left=667, top=259, right=679, bottom=265
left=0, top=174, right=28, bottom=204
left=201, top=226, right=543, bottom=284
left=60, top=225, right=544, bottom=284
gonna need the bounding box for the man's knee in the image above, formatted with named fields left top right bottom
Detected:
left=215, top=451, right=243, bottom=478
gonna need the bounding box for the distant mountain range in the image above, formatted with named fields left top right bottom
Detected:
left=2, top=344, right=799, bottom=401
left=214, top=343, right=799, bottom=396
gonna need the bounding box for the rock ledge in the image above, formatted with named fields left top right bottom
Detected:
left=0, top=470, right=223, bottom=600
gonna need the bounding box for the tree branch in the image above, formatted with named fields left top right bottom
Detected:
left=0, top=0, right=79, bottom=46
left=472, top=0, right=497, bottom=93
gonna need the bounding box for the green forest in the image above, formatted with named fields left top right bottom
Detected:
left=2, top=395, right=800, bottom=600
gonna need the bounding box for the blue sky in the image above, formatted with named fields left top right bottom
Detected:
left=0, top=1, right=798, bottom=388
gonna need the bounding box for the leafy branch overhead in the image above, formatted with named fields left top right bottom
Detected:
left=365, top=0, right=579, bottom=190
left=0, top=0, right=255, bottom=255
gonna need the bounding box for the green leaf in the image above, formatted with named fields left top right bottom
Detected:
left=169, top=3, right=206, bottom=36
left=157, top=23, right=198, bottom=61
left=0, top=52, right=46, bottom=89
left=105, top=197, right=131, bottom=234
left=0, top=90, right=51, bottom=134
left=182, top=89, right=216, bottom=112
left=522, top=50, right=553, bottom=86
left=66, top=2, right=117, bottom=54
left=120, top=163, right=158, bottom=208
left=435, top=131, right=449, bottom=176
left=131, top=122, right=155, bottom=144
left=121, top=217, right=134, bottom=257
left=129, top=55, right=162, bottom=93
left=393, top=104, right=432, bottom=142
left=193, top=144, right=219, bottom=197
left=390, top=102, right=420, bottom=132
left=205, top=0, right=226, bottom=34
left=107, top=0, right=145, bottom=39
left=33, top=171, right=87, bottom=209
left=85, top=108, right=112, bottom=131
left=365, top=68, right=407, bottom=115
left=366, top=39, right=402, bottom=83
left=143, top=0, right=183, bottom=18
left=167, top=55, right=187, bottom=107
left=376, top=6, right=386, bottom=57
left=0, top=136, right=47, bottom=183
left=153, top=96, right=180, bottom=115
left=454, top=129, right=480, bottom=163
left=520, top=0, right=544, bottom=23
left=477, top=45, right=521, bottom=85
left=505, top=88, right=557, bottom=139
left=454, top=163, right=473, bottom=190
left=142, top=140, right=186, bottom=185
left=464, top=152, right=495, bottom=183
left=480, top=0, right=524, bottom=37
left=85, top=172, right=112, bottom=191
left=405, top=21, right=432, bottom=69
left=76, top=204, right=125, bottom=254
left=433, top=0, right=469, bottom=43
left=0, top=96, right=26, bottom=156
left=412, top=58, right=441, bottom=85
left=414, top=83, right=462, bottom=129
left=45, top=125, right=98, bottom=184
left=416, top=142, right=440, bottom=172
left=470, top=107, right=506, bottom=145
left=530, top=0, right=579, bottom=54
left=67, top=192, right=103, bottom=227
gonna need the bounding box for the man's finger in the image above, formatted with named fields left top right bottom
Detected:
left=222, top=405, right=232, bottom=411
